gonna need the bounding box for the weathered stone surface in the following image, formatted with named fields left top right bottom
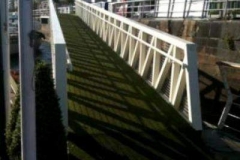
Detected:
left=221, top=21, right=240, bottom=39
left=209, top=22, right=222, bottom=38
left=168, top=20, right=183, bottom=36
left=196, top=22, right=210, bottom=37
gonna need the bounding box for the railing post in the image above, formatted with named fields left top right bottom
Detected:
left=52, top=44, right=68, bottom=129
left=49, top=0, right=69, bottom=130
left=167, top=0, right=172, bottom=18
left=183, top=0, right=187, bottom=18
left=184, top=44, right=202, bottom=130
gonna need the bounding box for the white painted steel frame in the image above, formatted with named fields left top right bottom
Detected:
left=75, top=0, right=202, bottom=130
left=49, top=0, right=72, bottom=129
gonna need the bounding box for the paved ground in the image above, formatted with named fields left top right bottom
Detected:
left=59, top=14, right=213, bottom=160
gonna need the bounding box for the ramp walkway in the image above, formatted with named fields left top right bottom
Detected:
left=59, top=14, right=211, bottom=160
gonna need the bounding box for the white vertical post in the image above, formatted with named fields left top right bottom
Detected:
left=52, top=44, right=68, bottom=129
left=49, top=0, right=68, bottom=130
left=18, top=0, right=36, bottom=159
left=184, top=44, right=202, bottom=130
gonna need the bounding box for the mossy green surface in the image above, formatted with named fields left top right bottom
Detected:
left=59, top=14, right=212, bottom=160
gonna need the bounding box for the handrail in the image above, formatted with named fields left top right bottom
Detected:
left=49, top=0, right=71, bottom=129
left=49, top=0, right=72, bottom=70
left=75, top=0, right=202, bottom=130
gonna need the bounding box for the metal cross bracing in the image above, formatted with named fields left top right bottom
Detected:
left=217, top=61, right=240, bottom=135
left=75, top=0, right=202, bottom=130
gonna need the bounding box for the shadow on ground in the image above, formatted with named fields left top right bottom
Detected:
left=59, top=14, right=212, bottom=160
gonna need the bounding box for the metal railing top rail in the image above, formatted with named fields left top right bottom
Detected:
left=49, top=1, right=65, bottom=44
left=49, top=0, right=72, bottom=70
left=49, top=0, right=70, bottom=129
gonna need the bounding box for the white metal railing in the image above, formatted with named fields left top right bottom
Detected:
left=75, top=0, right=202, bottom=130
left=108, top=0, right=240, bottom=19
left=49, top=0, right=73, bottom=129
left=109, top=0, right=207, bottom=18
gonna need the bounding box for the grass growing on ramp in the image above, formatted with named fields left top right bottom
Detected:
left=59, top=14, right=212, bottom=160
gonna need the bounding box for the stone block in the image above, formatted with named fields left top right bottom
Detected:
left=168, top=20, right=183, bottom=36
left=194, top=37, right=208, bottom=46
left=205, top=47, right=218, bottom=55
left=218, top=39, right=228, bottom=50
left=206, top=38, right=219, bottom=48
left=148, top=20, right=160, bottom=29
left=221, top=21, right=240, bottom=39
left=209, top=22, right=222, bottom=38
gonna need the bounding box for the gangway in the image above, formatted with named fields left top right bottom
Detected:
left=59, top=13, right=213, bottom=160
left=75, top=0, right=202, bottom=130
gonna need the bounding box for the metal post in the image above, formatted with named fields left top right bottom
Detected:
left=201, top=0, right=207, bottom=18
left=170, top=0, right=176, bottom=18
left=0, top=0, right=8, bottom=158
left=223, top=0, right=228, bottom=18
left=18, top=0, right=36, bottom=159
left=187, top=0, right=192, bottom=18
left=183, top=0, right=188, bottom=18
left=167, top=0, right=172, bottom=18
